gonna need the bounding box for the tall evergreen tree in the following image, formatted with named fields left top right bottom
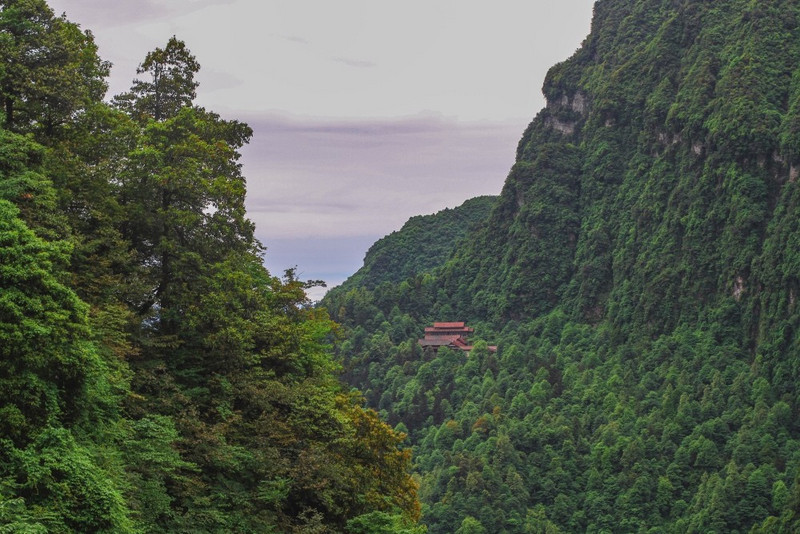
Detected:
left=0, top=0, right=109, bottom=136
left=113, top=36, right=200, bottom=123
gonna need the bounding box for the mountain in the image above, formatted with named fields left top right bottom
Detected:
left=323, top=1, right=800, bottom=532
left=330, top=196, right=496, bottom=293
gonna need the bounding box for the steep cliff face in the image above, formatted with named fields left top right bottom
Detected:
left=328, top=1, right=800, bottom=532
left=443, top=0, right=800, bottom=339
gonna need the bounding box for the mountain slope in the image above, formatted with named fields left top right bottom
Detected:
left=332, top=195, right=496, bottom=293
left=326, top=1, right=800, bottom=532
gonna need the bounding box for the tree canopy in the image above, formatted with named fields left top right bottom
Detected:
left=0, top=2, right=421, bottom=531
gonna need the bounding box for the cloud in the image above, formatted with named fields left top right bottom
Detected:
left=280, top=35, right=310, bottom=45
left=197, top=69, right=244, bottom=93
left=49, top=0, right=596, bottom=122
left=241, top=112, right=526, bottom=293
left=331, top=57, right=377, bottom=69
left=239, top=112, right=525, bottom=244
left=49, top=0, right=234, bottom=28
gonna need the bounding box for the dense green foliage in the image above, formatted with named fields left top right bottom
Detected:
left=338, top=196, right=496, bottom=291
left=0, top=1, right=420, bottom=532
left=323, top=1, right=800, bottom=532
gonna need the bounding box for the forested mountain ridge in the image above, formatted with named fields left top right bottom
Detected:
left=0, top=1, right=421, bottom=532
left=330, top=196, right=496, bottom=293
left=323, top=0, right=800, bottom=532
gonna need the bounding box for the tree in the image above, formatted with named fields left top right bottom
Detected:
left=0, top=0, right=109, bottom=136
left=113, top=36, right=199, bottom=122
left=0, top=127, right=66, bottom=240
left=118, top=105, right=254, bottom=327
left=0, top=199, right=133, bottom=531
left=114, top=40, right=244, bottom=329
left=0, top=198, right=95, bottom=442
left=455, top=516, right=486, bottom=534
left=346, top=510, right=427, bottom=534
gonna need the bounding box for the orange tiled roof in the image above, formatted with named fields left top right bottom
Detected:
left=433, top=322, right=466, bottom=328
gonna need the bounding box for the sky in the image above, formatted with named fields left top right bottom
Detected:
left=47, top=0, right=595, bottom=300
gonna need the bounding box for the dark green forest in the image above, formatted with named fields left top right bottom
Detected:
left=321, top=0, right=800, bottom=532
left=0, top=1, right=421, bottom=532
left=335, top=196, right=496, bottom=293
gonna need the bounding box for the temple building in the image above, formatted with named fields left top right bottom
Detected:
left=418, top=322, right=497, bottom=353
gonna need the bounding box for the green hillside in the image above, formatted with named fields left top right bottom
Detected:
left=331, top=196, right=496, bottom=292
left=323, top=0, right=800, bottom=532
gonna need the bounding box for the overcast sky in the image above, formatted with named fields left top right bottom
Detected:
left=47, top=0, right=595, bottom=299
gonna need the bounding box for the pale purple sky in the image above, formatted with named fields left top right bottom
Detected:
left=47, top=0, right=594, bottom=299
